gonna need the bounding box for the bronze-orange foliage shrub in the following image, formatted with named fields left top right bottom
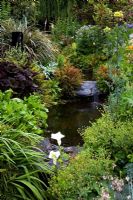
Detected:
left=96, top=65, right=120, bottom=80
left=96, top=65, right=120, bottom=92
left=55, top=65, right=83, bottom=97
left=96, top=65, right=109, bottom=79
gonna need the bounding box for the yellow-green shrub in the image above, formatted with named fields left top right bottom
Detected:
left=49, top=114, right=133, bottom=199
left=83, top=114, right=133, bottom=165
left=49, top=149, right=113, bottom=200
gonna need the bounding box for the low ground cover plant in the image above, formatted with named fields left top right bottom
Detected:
left=0, top=61, right=38, bottom=98
left=49, top=149, right=114, bottom=200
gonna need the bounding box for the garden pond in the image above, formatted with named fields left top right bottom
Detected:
left=46, top=98, right=105, bottom=146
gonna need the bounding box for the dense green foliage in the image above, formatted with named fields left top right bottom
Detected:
left=51, top=18, right=80, bottom=46
left=0, top=90, right=48, bottom=134
left=0, top=0, right=11, bottom=20
left=49, top=114, right=133, bottom=199
left=39, top=0, right=75, bottom=20
left=108, top=84, right=133, bottom=121
left=49, top=149, right=113, bottom=200
left=76, top=25, right=106, bottom=55
left=48, top=20, right=133, bottom=200
left=83, top=114, right=133, bottom=164
left=0, top=90, right=50, bottom=199
left=0, top=0, right=133, bottom=199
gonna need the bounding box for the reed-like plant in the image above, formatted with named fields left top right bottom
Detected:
left=0, top=122, right=50, bottom=200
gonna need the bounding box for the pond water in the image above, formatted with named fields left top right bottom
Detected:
left=46, top=99, right=104, bottom=146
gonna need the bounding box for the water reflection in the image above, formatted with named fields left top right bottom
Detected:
left=46, top=100, right=103, bottom=146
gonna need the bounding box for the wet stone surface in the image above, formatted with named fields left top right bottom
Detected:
left=76, top=81, right=100, bottom=97
left=39, top=138, right=81, bottom=166
left=39, top=138, right=80, bottom=155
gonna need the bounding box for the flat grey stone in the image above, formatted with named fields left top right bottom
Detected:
left=76, top=81, right=99, bottom=97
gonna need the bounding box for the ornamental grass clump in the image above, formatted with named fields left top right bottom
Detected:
left=24, top=29, right=58, bottom=63
left=0, top=18, right=58, bottom=63
left=0, top=124, right=50, bottom=200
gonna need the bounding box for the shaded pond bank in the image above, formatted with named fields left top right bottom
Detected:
left=46, top=98, right=105, bottom=146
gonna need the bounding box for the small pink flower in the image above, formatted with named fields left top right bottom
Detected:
left=111, top=178, right=124, bottom=192
left=101, top=188, right=110, bottom=200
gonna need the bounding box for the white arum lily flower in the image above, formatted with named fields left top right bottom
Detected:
left=49, top=150, right=60, bottom=165
left=51, top=132, right=65, bottom=146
